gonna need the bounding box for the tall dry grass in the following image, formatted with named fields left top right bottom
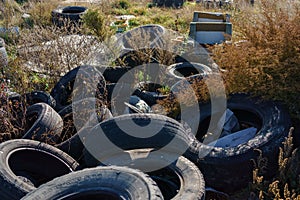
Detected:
left=212, top=0, right=300, bottom=117
left=250, top=128, right=300, bottom=199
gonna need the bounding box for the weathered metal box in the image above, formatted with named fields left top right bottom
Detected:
left=193, top=11, right=230, bottom=22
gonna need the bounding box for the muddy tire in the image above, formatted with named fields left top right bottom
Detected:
left=22, top=166, right=163, bottom=200
left=0, top=139, right=79, bottom=200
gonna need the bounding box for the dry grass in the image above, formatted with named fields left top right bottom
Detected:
left=249, top=128, right=300, bottom=199
left=0, top=87, right=26, bottom=143
left=211, top=0, right=300, bottom=117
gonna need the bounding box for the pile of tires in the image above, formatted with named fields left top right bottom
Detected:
left=0, top=27, right=292, bottom=198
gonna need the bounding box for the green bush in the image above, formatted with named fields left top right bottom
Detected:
left=82, top=9, right=112, bottom=41
left=113, top=0, right=131, bottom=10
left=147, top=3, right=154, bottom=8
left=128, top=18, right=140, bottom=27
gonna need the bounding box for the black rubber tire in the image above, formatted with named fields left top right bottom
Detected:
left=134, top=82, right=169, bottom=105
left=121, top=24, right=166, bottom=50
left=114, top=47, right=185, bottom=68
left=97, top=65, right=132, bottom=83
left=105, top=82, right=134, bottom=115
left=150, top=156, right=205, bottom=200
left=132, top=88, right=158, bottom=107
left=22, top=103, right=63, bottom=143
left=50, top=65, right=106, bottom=111
left=50, top=66, right=79, bottom=111
left=51, top=6, right=87, bottom=27
left=8, top=91, right=56, bottom=108
left=106, top=82, right=155, bottom=115
left=188, top=93, right=291, bottom=193
left=5, top=91, right=56, bottom=129
left=154, top=0, right=184, bottom=7
left=106, top=82, right=158, bottom=109
left=57, top=97, right=112, bottom=143
left=167, top=62, right=212, bottom=81
left=0, top=139, right=79, bottom=200
left=82, top=113, right=199, bottom=167
left=56, top=127, right=88, bottom=163
left=56, top=99, right=113, bottom=163
left=22, top=166, right=163, bottom=200
left=114, top=48, right=159, bottom=67
left=100, top=150, right=206, bottom=200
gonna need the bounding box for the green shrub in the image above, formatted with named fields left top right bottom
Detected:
left=132, top=7, right=147, bottom=15
left=147, top=3, right=154, bottom=8
left=113, top=0, right=131, bottom=10
left=128, top=18, right=140, bottom=27
left=27, top=0, right=59, bottom=26
left=82, top=9, right=113, bottom=41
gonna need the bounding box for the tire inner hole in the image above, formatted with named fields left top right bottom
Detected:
left=197, top=109, right=263, bottom=142
left=148, top=167, right=181, bottom=199
left=8, top=149, right=72, bottom=187
left=174, top=66, right=202, bottom=77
